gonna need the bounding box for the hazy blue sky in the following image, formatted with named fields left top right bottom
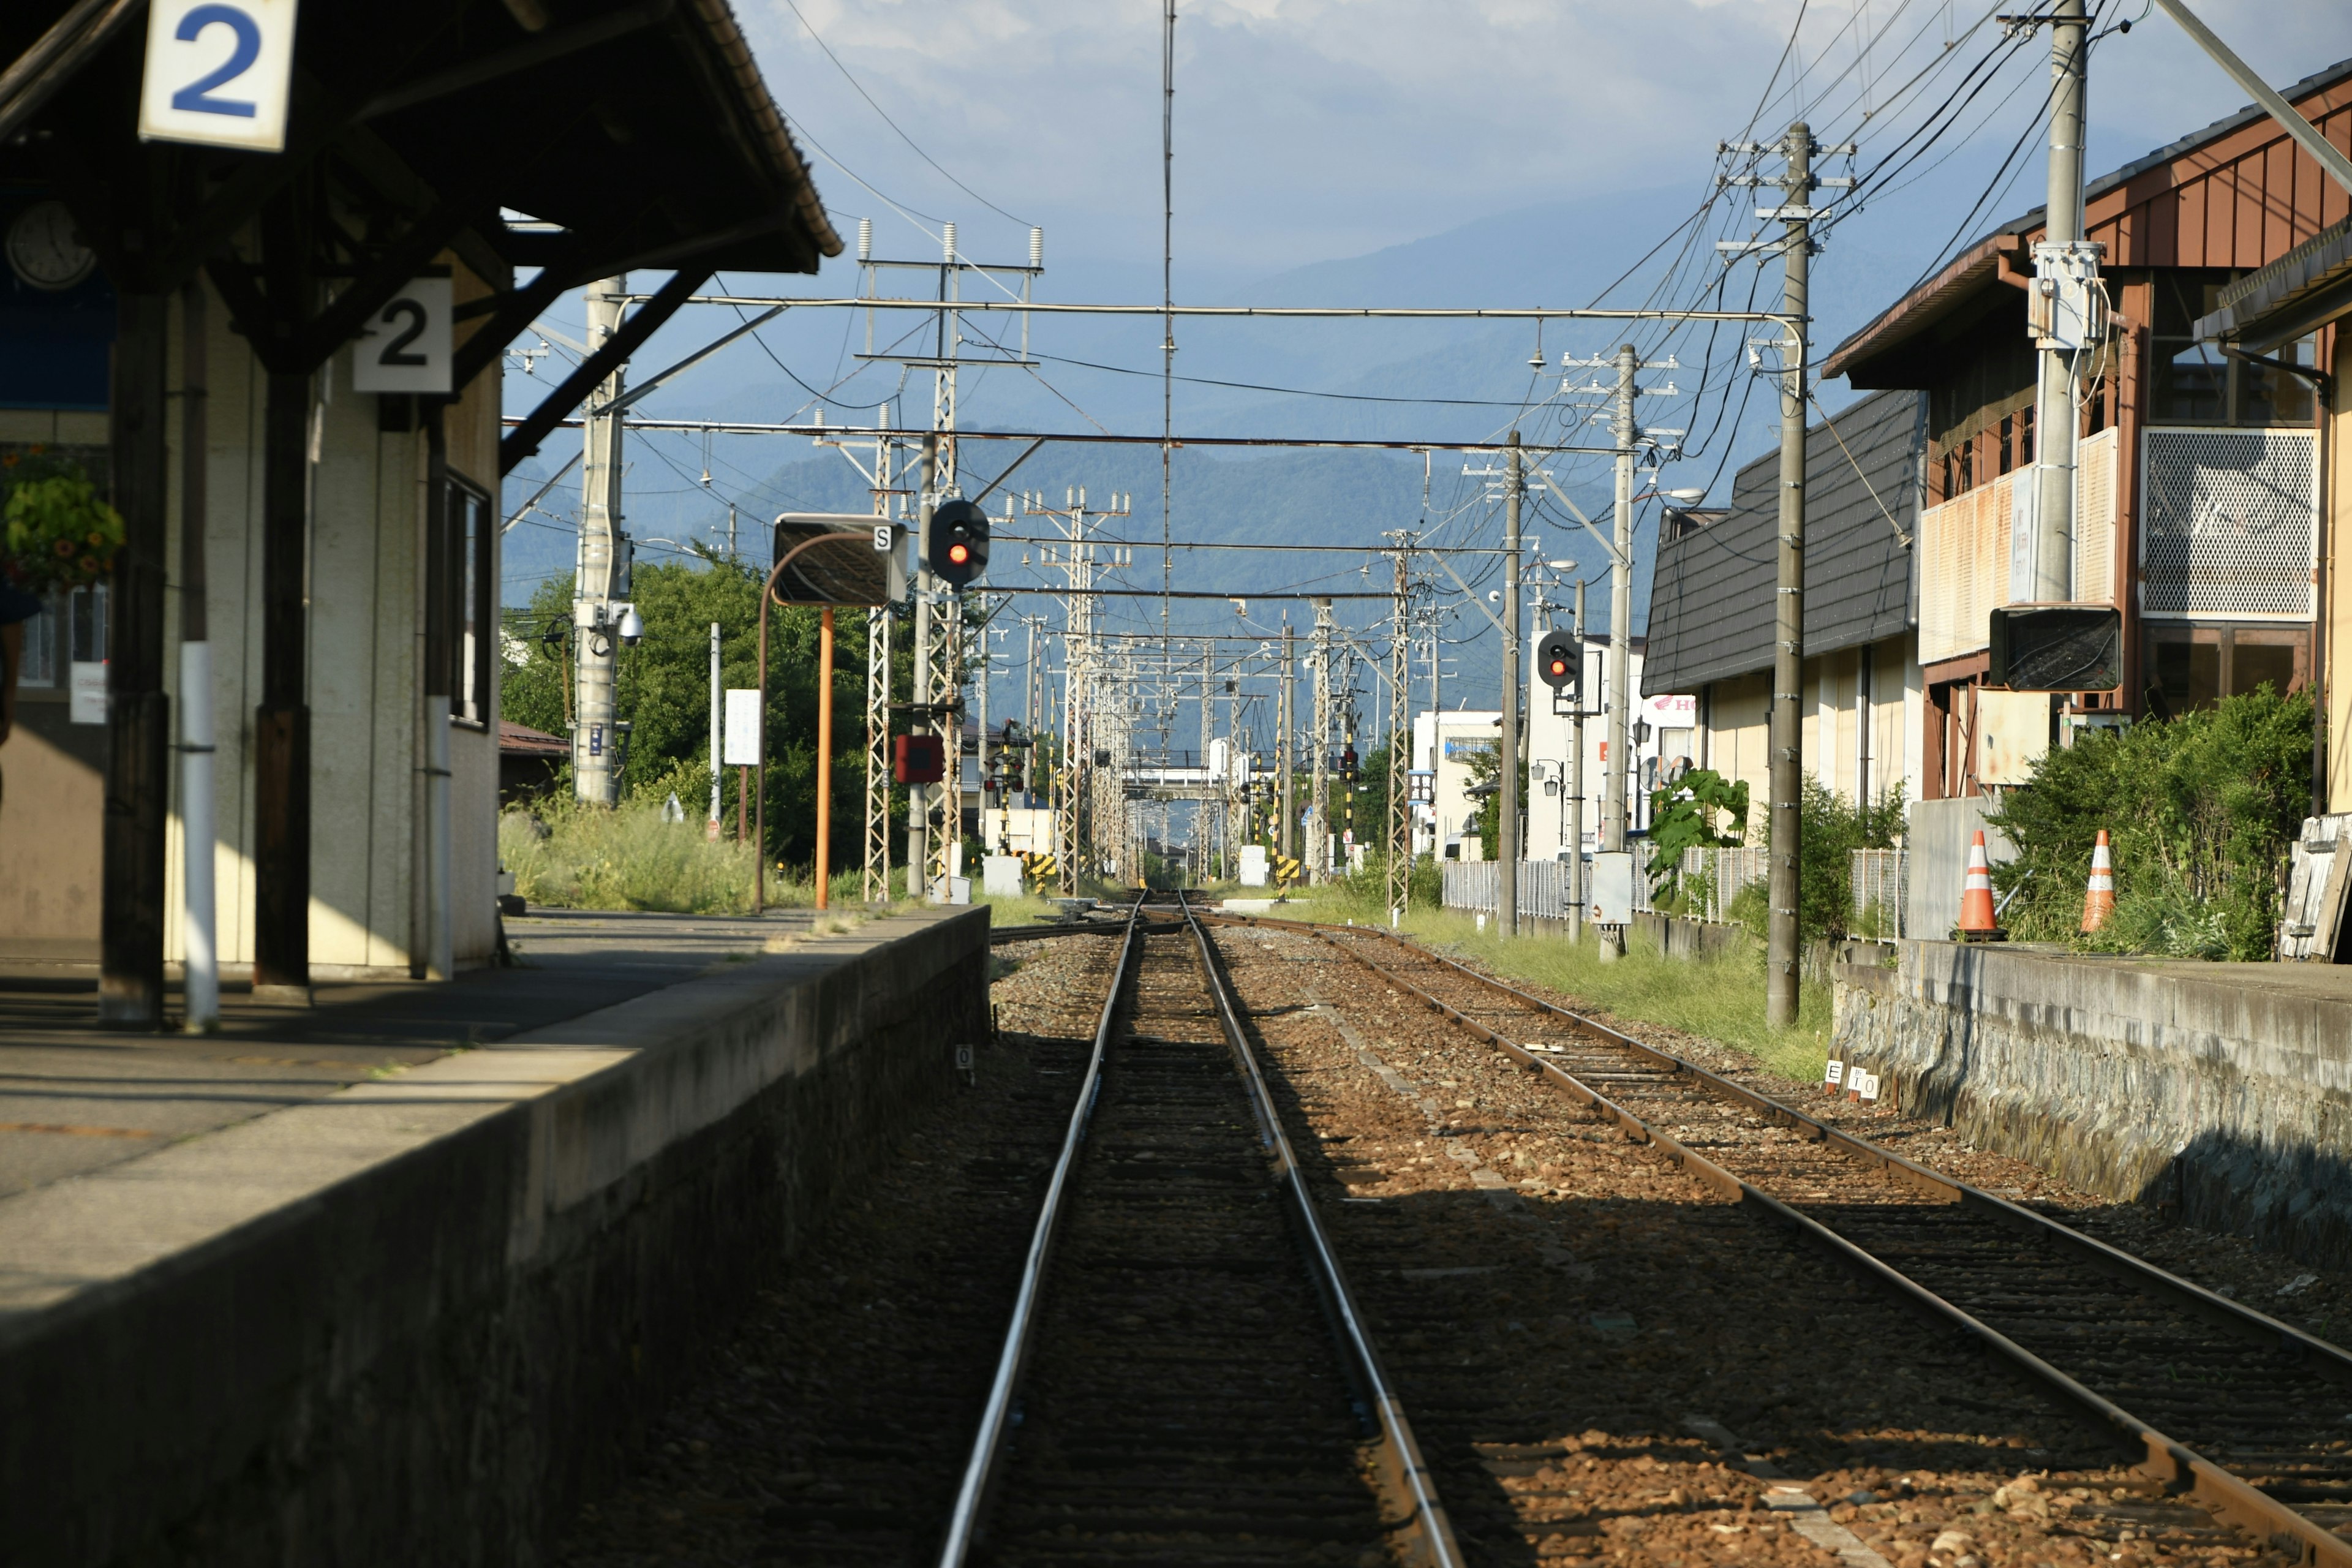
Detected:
left=740, top=0, right=2350, bottom=279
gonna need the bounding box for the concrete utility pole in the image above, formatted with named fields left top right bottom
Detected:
left=1499, top=431, right=1524, bottom=936
left=1766, top=124, right=1814, bottom=1028
left=1595, top=345, right=1639, bottom=963
left=2030, top=0, right=2088, bottom=602
left=1569, top=576, right=1588, bottom=943
left=707, top=621, right=723, bottom=840
left=910, top=434, right=937, bottom=895
left=574, top=276, right=627, bottom=805
left=1311, top=598, right=1333, bottom=879
left=1279, top=623, right=1295, bottom=859
left=1387, top=547, right=1411, bottom=924
left=1200, top=642, right=1214, bottom=880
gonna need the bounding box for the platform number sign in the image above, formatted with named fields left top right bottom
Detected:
left=352, top=278, right=453, bottom=394
left=138, top=0, right=300, bottom=153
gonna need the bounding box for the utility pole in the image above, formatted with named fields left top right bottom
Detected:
left=1279, top=623, right=1295, bottom=860
left=1200, top=641, right=1214, bottom=881
left=1386, top=546, right=1411, bottom=925
left=1569, top=576, right=1588, bottom=943
left=1499, top=431, right=1523, bottom=937
left=574, top=276, right=627, bottom=805
left=2031, top=0, right=2089, bottom=602
left=1766, top=123, right=1815, bottom=1028
left=707, top=621, right=722, bottom=840
left=1311, top=598, right=1333, bottom=880
left=1604, top=348, right=1637, bottom=866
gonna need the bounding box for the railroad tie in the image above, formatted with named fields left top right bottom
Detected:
left=1302, top=993, right=1583, bottom=1276
left=1683, top=1417, right=1895, bottom=1568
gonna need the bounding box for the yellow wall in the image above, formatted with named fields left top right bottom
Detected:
left=1698, top=637, right=1915, bottom=835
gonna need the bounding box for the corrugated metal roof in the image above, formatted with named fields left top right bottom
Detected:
left=1822, top=56, right=2352, bottom=383
left=1642, top=388, right=1921, bottom=695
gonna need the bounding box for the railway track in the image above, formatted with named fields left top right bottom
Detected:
left=938, top=895, right=1461, bottom=1567
left=1211, top=913, right=2352, bottom=1567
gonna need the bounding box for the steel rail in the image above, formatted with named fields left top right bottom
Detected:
left=1207, top=911, right=2352, bottom=1568
left=1176, top=894, right=1465, bottom=1568
left=936, top=893, right=1146, bottom=1568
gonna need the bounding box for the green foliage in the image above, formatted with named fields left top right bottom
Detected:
left=500, top=801, right=758, bottom=913
left=1462, top=733, right=1523, bottom=851
left=1300, top=894, right=1828, bottom=1085
left=1728, top=774, right=1902, bottom=945
left=502, top=554, right=892, bottom=876
left=2, top=450, right=122, bottom=592
left=1986, top=688, right=2311, bottom=960
left=1646, top=767, right=1749, bottom=888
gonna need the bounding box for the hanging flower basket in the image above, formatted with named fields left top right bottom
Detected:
left=2, top=448, right=123, bottom=594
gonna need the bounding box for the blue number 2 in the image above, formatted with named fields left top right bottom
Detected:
left=170, top=5, right=262, bottom=119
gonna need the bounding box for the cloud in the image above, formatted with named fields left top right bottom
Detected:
left=747, top=1, right=2347, bottom=278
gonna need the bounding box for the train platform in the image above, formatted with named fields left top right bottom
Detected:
left=0, top=902, right=988, bottom=1566
left=0, top=907, right=820, bottom=1203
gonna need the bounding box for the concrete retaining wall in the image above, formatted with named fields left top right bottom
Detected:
left=0, top=907, right=990, bottom=1567
left=1834, top=941, right=2352, bottom=1267
left=1632, top=911, right=1752, bottom=961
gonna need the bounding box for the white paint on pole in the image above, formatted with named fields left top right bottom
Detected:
left=351, top=277, right=453, bottom=394
left=138, top=0, right=300, bottom=153
left=724, top=688, right=762, bottom=766
left=179, top=641, right=219, bottom=1031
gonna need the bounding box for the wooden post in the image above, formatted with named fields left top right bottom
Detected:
left=98, top=291, right=171, bottom=1027
left=737, top=766, right=748, bottom=845
left=253, top=194, right=312, bottom=1000
left=815, top=606, right=834, bottom=909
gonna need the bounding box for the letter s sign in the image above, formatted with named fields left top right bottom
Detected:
left=139, top=0, right=300, bottom=153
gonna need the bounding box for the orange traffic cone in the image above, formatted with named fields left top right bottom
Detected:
left=2081, top=829, right=2115, bottom=933
left=1957, top=829, right=2002, bottom=938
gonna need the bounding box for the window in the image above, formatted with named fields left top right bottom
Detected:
left=70, top=582, right=106, bottom=664
left=1998, top=415, right=2013, bottom=475
left=2146, top=625, right=2305, bottom=716
left=13, top=593, right=59, bottom=687
left=443, top=474, right=493, bottom=725
left=2149, top=270, right=2316, bottom=426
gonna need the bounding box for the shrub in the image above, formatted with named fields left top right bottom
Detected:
left=1986, top=687, right=2311, bottom=960
left=501, top=800, right=758, bottom=913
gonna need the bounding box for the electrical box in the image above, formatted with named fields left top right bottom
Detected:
left=1589, top=850, right=1635, bottom=926
left=2029, top=241, right=2106, bottom=352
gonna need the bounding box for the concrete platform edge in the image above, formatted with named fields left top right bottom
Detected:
left=0, top=905, right=990, bottom=1568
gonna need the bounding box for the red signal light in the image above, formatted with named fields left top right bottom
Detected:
left=948, top=541, right=970, bottom=565
left=1547, top=658, right=1567, bottom=677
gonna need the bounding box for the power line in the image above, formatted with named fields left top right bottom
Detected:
left=778, top=0, right=1030, bottom=228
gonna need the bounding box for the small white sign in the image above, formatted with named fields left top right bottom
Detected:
left=351, top=277, right=453, bottom=395
left=138, top=0, right=300, bottom=153
left=69, top=660, right=107, bottom=725
left=723, top=688, right=761, bottom=766
left=1825, top=1059, right=1844, bottom=1087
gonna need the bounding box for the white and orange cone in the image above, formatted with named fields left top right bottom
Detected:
left=1958, top=829, right=2001, bottom=937
left=2081, top=829, right=2115, bottom=933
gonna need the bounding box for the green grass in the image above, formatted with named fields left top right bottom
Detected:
left=1296, top=888, right=1832, bottom=1085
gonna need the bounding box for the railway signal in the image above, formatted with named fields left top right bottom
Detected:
left=927, top=499, right=991, bottom=587
left=1537, top=630, right=1578, bottom=695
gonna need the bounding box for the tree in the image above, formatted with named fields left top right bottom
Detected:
left=502, top=553, right=889, bottom=875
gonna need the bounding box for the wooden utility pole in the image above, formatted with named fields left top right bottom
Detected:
left=1766, top=123, right=1814, bottom=1028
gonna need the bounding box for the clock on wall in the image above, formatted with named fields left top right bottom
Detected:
left=7, top=200, right=97, bottom=292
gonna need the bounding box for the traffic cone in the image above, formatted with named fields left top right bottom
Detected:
left=1957, top=830, right=2001, bottom=938
left=2080, top=829, right=2115, bottom=933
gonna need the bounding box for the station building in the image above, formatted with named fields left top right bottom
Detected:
left=0, top=0, right=836, bottom=1020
